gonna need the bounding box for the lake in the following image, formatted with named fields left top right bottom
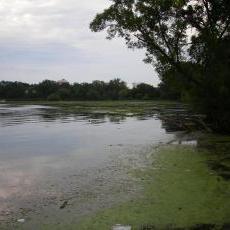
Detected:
left=0, top=103, right=176, bottom=228
left=0, top=102, right=229, bottom=230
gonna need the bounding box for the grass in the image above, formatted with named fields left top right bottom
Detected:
left=42, top=145, right=230, bottom=230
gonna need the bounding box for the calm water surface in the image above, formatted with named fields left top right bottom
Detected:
left=0, top=104, right=175, bottom=227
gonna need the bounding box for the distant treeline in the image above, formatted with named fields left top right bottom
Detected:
left=0, top=79, right=179, bottom=101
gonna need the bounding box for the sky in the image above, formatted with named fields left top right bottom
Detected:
left=0, top=0, right=160, bottom=86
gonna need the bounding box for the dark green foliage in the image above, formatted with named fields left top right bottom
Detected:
left=131, top=83, right=160, bottom=100
left=0, top=79, right=164, bottom=101
left=90, top=0, right=230, bottom=132
left=36, top=80, right=59, bottom=98
left=47, top=93, right=61, bottom=101
left=0, top=81, right=30, bottom=99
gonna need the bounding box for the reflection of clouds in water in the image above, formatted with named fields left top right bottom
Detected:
left=0, top=171, right=33, bottom=199
left=0, top=104, right=178, bottom=223
left=0, top=155, right=46, bottom=200
left=0, top=154, right=69, bottom=204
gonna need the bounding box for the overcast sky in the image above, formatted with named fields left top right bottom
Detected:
left=0, top=0, right=160, bottom=86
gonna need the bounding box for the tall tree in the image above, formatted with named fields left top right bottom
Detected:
left=90, top=0, right=230, bottom=132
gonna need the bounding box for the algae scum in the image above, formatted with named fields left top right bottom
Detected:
left=0, top=102, right=229, bottom=230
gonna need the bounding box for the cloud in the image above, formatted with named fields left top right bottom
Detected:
left=0, top=0, right=159, bottom=85
left=0, top=0, right=109, bottom=45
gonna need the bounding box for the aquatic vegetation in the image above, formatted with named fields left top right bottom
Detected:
left=75, top=145, right=230, bottom=230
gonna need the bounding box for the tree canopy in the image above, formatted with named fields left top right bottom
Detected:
left=0, top=79, right=165, bottom=101
left=90, top=0, right=230, bottom=132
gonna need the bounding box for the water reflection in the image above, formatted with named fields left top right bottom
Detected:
left=0, top=103, right=202, bottom=226
left=0, top=104, right=200, bottom=130
left=0, top=104, right=175, bottom=203
left=159, top=108, right=202, bottom=132
left=0, top=105, right=127, bottom=127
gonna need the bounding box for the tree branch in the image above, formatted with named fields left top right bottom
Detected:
left=156, top=15, right=175, bottom=60
left=138, top=29, right=201, bottom=86
left=218, top=19, right=230, bottom=39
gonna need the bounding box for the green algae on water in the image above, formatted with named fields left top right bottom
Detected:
left=74, top=145, right=230, bottom=230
